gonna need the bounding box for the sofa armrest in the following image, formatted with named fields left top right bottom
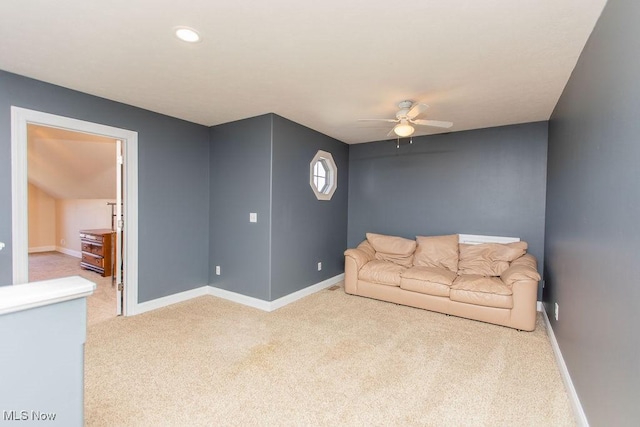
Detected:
left=502, top=254, right=541, bottom=331
left=510, top=253, right=538, bottom=269
left=344, top=248, right=373, bottom=271
left=344, top=248, right=373, bottom=295
left=501, top=254, right=541, bottom=286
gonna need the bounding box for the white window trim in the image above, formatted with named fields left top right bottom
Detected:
left=309, top=150, right=337, bottom=201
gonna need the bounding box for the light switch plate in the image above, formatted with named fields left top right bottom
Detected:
left=215, top=266, right=221, bottom=275
left=250, top=213, right=257, bottom=223
left=317, top=262, right=322, bottom=271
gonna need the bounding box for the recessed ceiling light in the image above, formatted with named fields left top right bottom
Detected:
left=175, top=27, right=200, bottom=43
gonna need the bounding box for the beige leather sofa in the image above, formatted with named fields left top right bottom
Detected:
left=344, top=233, right=541, bottom=331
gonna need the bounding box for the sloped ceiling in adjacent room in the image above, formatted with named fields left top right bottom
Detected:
left=27, top=124, right=117, bottom=200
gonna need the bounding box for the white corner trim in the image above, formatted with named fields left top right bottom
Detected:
left=28, top=246, right=56, bottom=253
left=208, top=286, right=272, bottom=311
left=537, top=301, right=543, bottom=312
left=269, top=273, right=344, bottom=311
left=134, top=285, right=210, bottom=315
left=56, top=247, right=82, bottom=258
left=0, top=276, right=96, bottom=316
left=542, top=308, right=589, bottom=426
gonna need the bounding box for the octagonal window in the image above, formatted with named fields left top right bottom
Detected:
left=310, top=150, right=337, bottom=201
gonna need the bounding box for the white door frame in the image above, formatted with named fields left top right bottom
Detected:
left=11, top=106, right=139, bottom=316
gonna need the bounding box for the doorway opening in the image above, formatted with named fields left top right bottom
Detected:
left=11, top=107, right=139, bottom=316
left=27, top=124, right=120, bottom=323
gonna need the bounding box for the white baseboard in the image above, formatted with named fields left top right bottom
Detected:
left=542, top=308, right=589, bottom=426
left=269, top=273, right=344, bottom=311
left=207, top=286, right=271, bottom=311
left=56, top=247, right=82, bottom=258
left=28, top=245, right=56, bottom=253
left=209, top=273, right=345, bottom=312
left=135, top=285, right=210, bottom=315
left=131, top=273, right=345, bottom=316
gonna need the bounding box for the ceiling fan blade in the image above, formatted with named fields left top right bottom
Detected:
left=413, top=119, right=453, bottom=129
left=386, top=128, right=397, bottom=137
left=406, top=103, right=429, bottom=119
left=357, top=118, right=398, bottom=123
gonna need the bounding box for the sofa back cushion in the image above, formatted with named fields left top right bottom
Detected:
left=366, top=233, right=416, bottom=268
left=356, top=240, right=376, bottom=259
left=458, top=242, right=528, bottom=276
left=413, top=234, right=459, bottom=272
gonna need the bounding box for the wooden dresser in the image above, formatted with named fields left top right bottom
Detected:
left=79, top=229, right=115, bottom=277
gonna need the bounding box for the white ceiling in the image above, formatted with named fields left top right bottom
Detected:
left=28, top=125, right=117, bottom=200
left=1, top=1, right=606, bottom=144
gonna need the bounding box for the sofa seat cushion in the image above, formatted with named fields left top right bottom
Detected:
left=359, top=260, right=406, bottom=287
left=400, top=266, right=457, bottom=297
left=413, top=234, right=459, bottom=272
left=402, top=266, right=457, bottom=284
left=450, top=275, right=513, bottom=309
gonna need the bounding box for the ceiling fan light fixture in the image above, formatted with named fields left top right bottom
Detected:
left=394, top=123, right=415, bottom=137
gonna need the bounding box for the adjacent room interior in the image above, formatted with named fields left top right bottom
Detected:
left=1, top=1, right=638, bottom=425
left=26, top=124, right=119, bottom=325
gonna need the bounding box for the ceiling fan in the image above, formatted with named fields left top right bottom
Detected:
left=359, top=100, right=453, bottom=146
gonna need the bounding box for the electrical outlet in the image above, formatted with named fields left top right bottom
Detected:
left=215, top=266, right=221, bottom=275
left=542, top=280, right=545, bottom=289
left=554, top=303, right=559, bottom=321
left=60, top=239, right=66, bottom=245
left=317, top=262, right=322, bottom=271
left=249, top=213, right=257, bottom=223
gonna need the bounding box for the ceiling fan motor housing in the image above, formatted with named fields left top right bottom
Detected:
left=396, top=100, right=414, bottom=119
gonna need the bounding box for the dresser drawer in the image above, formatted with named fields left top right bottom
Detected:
left=81, top=253, right=104, bottom=269
left=81, top=241, right=104, bottom=256
left=79, top=233, right=104, bottom=243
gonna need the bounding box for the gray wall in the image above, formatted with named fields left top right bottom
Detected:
left=348, top=122, right=548, bottom=299
left=0, top=71, right=210, bottom=302
left=271, top=115, right=348, bottom=300
left=209, top=114, right=349, bottom=301
left=209, top=115, right=272, bottom=300
left=0, top=298, right=88, bottom=426
left=545, top=1, right=640, bottom=424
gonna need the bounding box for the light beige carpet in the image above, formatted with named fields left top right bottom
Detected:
left=85, top=284, right=575, bottom=426
left=29, top=251, right=117, bottom=326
